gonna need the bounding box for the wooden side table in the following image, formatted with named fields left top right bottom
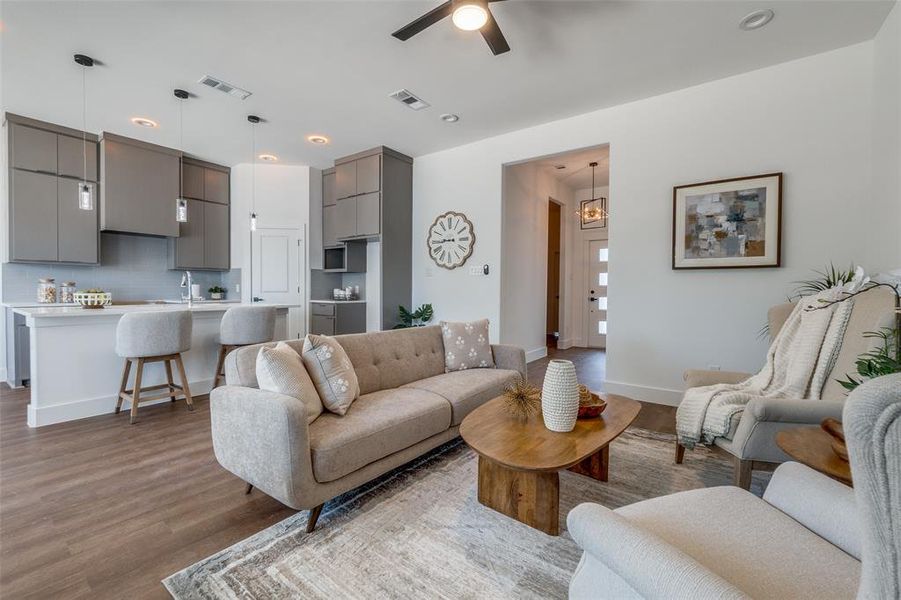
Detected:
left=775, top=426, right=852, bottom=486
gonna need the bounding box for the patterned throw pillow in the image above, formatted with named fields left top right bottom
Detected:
left=256, top=342, right=324, bottom=424
left=301, top=334, right=360, bottom=416
left=440, top=319, right=495, bottom=372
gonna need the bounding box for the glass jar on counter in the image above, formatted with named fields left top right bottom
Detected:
left=59, top=281, right=77, bottom=304
left=37, top=278, right=57, bottom=304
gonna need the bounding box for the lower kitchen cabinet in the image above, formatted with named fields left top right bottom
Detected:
left=310, top=302, right=366, bottom=335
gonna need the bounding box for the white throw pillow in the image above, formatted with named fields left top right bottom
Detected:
left=256, top=342, right=323, bottom=424
left=440, top=319, right=495, bottom=372
left=301, top=334, right=360, bottom=416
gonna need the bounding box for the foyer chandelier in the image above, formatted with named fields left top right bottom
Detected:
left=575, top=161, right=608, bottom=227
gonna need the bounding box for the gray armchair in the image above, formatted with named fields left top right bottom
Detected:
left=569, top=373, right=901, bottom=599
left=676, top=287, right=896, bottom=488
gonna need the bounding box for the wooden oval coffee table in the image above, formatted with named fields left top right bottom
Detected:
left=459, top=393, right=641, bottom=535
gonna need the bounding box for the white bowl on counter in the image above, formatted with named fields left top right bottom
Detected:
left=73, top=292, right=112, bottom=309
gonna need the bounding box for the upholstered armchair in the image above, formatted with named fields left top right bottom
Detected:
left=568, top=373, right=901, bottom=599
left=675, top=286, right=896, bottom=488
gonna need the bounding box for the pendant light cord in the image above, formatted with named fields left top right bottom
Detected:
left=251, top=122, right=257, bottom=215
left=81, top=65, right=87, bottom=185
left=179, top=97, right=184, bottom=197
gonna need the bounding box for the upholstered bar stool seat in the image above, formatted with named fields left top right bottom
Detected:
left=116, top=311, right=193, bottom=424
left=213, top=306, right=276, bottom=388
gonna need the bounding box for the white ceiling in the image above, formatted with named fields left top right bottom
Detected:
left=530, top=145, right=610, bottom=190
left=1, top=1, right=893, bottom=169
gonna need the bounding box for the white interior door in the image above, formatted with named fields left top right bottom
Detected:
left=251, top=227, right=305, bottom=339
left=586, top=239, right=608, bottom=348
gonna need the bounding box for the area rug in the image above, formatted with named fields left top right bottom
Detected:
left=164, top=428, right=770, bottom=599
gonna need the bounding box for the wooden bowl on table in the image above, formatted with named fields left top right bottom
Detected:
left=578, top=389, right=607, bottom=419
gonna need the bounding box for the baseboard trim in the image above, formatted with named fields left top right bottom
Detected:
left=604, top=380, right=682, bottom=406
left=0, top=367, right=7, bottom=385
left=27, top=377, right=215, bottom=428
left=525, top=346, right=548, bottom=363
left=557, top=338, right=574, bottom=350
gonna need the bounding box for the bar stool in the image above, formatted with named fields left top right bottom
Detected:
left=213, top=306, right=276, bottom=388
left=116, top=311, right=193, bottom=424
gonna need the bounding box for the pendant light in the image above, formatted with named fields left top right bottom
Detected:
left=248, top=115, right=260, bottom=231
left=576, top=161, right=608, bottom=226
left=74, top=54, right=95, bottom=211
left=174, top=89, right=189, bottom=223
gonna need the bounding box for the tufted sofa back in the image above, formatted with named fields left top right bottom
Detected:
left=225, top=325, right=447, bottom=394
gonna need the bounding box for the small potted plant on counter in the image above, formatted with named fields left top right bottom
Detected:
left=208, top=286, right=227, bottom=301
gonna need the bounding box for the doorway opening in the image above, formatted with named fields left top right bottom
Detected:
left=499, top=144, right=610, bottom=371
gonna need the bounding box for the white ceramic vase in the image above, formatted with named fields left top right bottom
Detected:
left=541, top=359, right=579, bottom=432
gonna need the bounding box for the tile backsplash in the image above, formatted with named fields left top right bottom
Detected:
left=1, top=232, right=240, bottom=303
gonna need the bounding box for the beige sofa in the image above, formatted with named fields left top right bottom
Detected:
left=210, top=325, right=526, bottom=531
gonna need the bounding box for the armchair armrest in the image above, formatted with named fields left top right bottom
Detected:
left=683, top=369, right=751, bottom=389
left=567, top=503, right=748, bottom=599
left=491, top=344, right=527, bottom=381
left=763, top=462, right=860, bottom=558
left=746, top=397, right=845, bottom=424
left=210, top=385, right=315, bottom=509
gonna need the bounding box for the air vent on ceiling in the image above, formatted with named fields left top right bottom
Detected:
left=389, top=88, right=430, bottom=111
left=198, top=75, right=252, bottom=100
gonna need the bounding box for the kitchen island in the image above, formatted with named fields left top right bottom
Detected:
left=11, top=302, right=292, bottom=427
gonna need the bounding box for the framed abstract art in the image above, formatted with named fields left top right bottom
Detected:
left=672, top=172, right=782, bottom=269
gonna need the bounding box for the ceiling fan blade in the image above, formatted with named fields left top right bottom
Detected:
left=480, top=8, right=510, bottom=55
left=392, top=1, right=454, bottom=41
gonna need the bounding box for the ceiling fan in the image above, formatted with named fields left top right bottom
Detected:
left=392, top=0, right=510, bottom=56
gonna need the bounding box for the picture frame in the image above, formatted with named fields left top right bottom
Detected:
left=580, top=197, right=608, bottom=230
left=672, top=172, right=782, bottom=270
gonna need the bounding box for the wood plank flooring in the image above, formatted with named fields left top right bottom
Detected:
left=0, top=348, right=675, bottom=599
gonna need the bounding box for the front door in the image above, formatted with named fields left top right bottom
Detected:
left=251, top=227, right=305, bottom=339
left=586, top=239, right=608, bottom=348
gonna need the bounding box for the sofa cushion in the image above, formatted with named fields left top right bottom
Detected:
left=308, top=388, right=452, bottom=483
left=440, top=319, right=495, bottom=372
left=614, top=486, right=860, bottom=599
left=302, top=334, right=360, bottom=416
left=256, top=342, right=323, bottom=424
left=401, top=368, right=520, bottom=425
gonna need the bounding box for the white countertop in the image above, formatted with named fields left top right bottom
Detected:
left=2, top=299, right=241, bottom=309
left=310, top=299, right=367, bottom=304
left=12, top=301, right=295, bottom=319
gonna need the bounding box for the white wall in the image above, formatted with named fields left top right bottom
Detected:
left=413, top=41, right=896, bottom=405
left=872, top=1, right=901, bottom=265
left=230, top=163, right=311, bottom=338
left=500, top=162, right=575, bottom=362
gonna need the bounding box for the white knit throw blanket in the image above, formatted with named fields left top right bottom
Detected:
left=676, top=291, right=854, bottom=448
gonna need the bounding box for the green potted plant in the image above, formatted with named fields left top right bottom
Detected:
left=393, top=304, right=434, bottom=328
left=208, top=286, right=227, bottom=301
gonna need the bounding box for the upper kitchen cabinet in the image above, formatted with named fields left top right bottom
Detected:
left=333, top=147, right=411, bottom=242
left=100, top=132, right=181, bottom=237
left=181, top=162, right=205, bottom=200
left=5, top=113, right=99, bottom=264
left=203, top=167, right=229, bottom=204
left=179, top=157, right=230, bottom=205
left=170, top=157, right=231, bottom=271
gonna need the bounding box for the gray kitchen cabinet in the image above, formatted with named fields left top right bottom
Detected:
left=9, top=170, right=58, bottom=262
left=310, top=302, right=366, bottom=335
left=335, top=197, right=357, bottom=239
left=203, top=201, right=230, bottom=269
left=204, top=168, right=229, bottom=205
left=10, top=122, right=57, bottom=173
left=323, top=204, right=339, bottom=247
left=355, top=192, right=381, bottom=237
left=335, top=160, right=356, bottom=199
left=57, top=135, right=98, bottom=181
left=323, top=170, right=337, bottom=206
left=57, top=178, right=99, bottom=263
left=355, top=154, right=380, bottom=195
left=172, top=199, right=205, bottom=268
left=181, top=162, right=205, bottom=200
left=310, top=314, right=335, bottom=336
left=101, top=133, right=181, bottom=237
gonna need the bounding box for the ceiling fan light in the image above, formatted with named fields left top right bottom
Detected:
left=452, top=3, right=488, bottom=31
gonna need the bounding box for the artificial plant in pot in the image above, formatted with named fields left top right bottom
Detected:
left=393, top=304, right=434, bottom=328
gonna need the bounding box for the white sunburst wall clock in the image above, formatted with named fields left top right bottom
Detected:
left=427, top=211, right=475, bottom=270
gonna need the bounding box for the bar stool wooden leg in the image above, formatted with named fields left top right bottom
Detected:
left=213, top=345, right=228, bottom=389
left=129, top=358, right=144, bottom=425
left=175, top=353, right=194, bottom=411
left=164, top=359, right=177, bottom=402
left=116, top=359, right=131, bottom=414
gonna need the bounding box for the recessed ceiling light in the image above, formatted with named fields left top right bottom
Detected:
left=130, top=117, right=158, bottom=128
left=452, top=2, right=488, bottom=31
left=258, top=153, right=279, bottom=162
left=440, top=113, right=460, bottom=123
left=739, top=9, right=774, bottom=31
left=307, top=135, right=329, bottom=144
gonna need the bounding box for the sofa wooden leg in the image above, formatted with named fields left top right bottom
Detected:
left=306, top=504, right=324, bottom=533
left=734, top=458, right=752, bottom=490
left=245, top=483, right=253, bottom=495
left=674, top=442, right=686, bottom=464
